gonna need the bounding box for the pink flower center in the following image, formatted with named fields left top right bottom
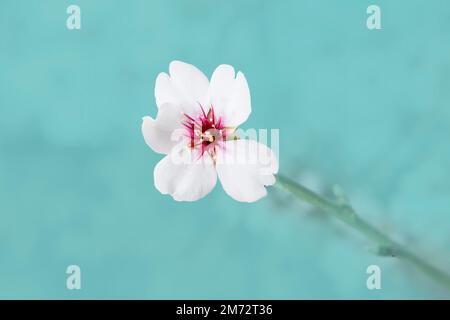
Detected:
left=182, top=105, right=228, bottom=159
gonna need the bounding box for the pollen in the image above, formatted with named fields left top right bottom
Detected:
left=182, top=104, right=226, bottom=158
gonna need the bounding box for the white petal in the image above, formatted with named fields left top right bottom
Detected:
left=209, top=65, right=251, bottom=127
left=155, top=61, right=210, bottom=114
left=154, top=72, right=183, bottom=108
left=216, top=139, right=278, bottom=202
left=142, top=103, right=185, bottom=155
left=154, top=145, right=217, bottom=201
left=170, top=61, right=209, bottom=107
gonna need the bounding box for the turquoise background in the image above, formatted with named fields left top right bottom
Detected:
left=1, top=0, right=449, bottom=299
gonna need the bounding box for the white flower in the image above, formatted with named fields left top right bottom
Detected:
left=142, top=61, right=278, bottom=202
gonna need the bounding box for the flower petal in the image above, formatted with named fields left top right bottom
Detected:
left=142, top=103, right=185, bottom=155
left=216, top=139, right=278, bottom=202
left=155, top=61, right=210, bottom=114
left=170, top=61, right=209, bottom=107
left=154, top=145, right=217, bottom=201
left=209, top=64, right=251, bottom=127
left=154, top=72, right=183, bottom=108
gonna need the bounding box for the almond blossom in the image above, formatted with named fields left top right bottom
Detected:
left=142, top=61, right=278, bottom=202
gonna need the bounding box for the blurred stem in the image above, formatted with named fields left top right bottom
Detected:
left=275, top=174, right=450, bottom=291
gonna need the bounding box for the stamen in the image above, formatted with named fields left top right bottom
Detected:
left=181, top=104, right=227, bottom=158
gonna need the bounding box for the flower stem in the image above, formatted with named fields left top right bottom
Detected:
left=275, top=174, right=450, bottom=291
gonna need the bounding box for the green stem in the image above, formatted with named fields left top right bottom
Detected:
left=275, top=174, right=450, bottom=290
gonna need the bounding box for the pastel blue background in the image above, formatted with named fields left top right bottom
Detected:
left=1, top=0, right=449, bottom=299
